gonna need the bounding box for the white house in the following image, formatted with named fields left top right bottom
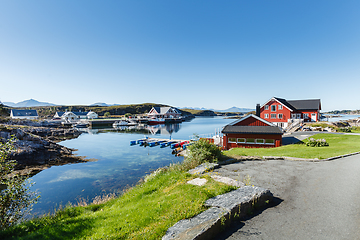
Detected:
left=10, top=109, right=39, bottom=120
left=54, top=111, right=98, bottom=121
left=86, top=111, right=98, bottom=119
left=62, top=112, right=78, bottom=123
left=148, top=107, right=181, bottom=118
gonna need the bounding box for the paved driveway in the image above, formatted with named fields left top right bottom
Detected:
left=213, top=155, right=360, bottom=240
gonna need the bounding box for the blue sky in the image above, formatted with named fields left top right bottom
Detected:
left=1, top=1, right=359, bottom=111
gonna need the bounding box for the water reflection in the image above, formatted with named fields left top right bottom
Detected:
left=82, top=122, right=183, bottom=136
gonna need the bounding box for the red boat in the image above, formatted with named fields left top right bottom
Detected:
left=147, top=117, right=165, bottom=125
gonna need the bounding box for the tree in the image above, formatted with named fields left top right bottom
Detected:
left=104, top=112, right=111, bottom=118
left=0, top=138, right=39, bottom=230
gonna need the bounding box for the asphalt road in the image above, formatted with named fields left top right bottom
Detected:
left=212, top=155, right=360, bottom=240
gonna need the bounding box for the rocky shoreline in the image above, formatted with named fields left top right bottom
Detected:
left=0, top=120, right=87, bottom=176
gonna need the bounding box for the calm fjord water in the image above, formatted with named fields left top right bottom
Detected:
left=30, top=117, right=234, bottom=216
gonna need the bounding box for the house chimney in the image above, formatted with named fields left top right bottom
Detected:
left=256, top=104, right=260, bottom=117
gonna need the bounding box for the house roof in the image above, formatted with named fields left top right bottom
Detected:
left=229, top=114, right=276, bottom=127
left=222, top=125, right=283, bottom=135
left=222, top=114, right=283, bottom=135
left=11, top=109, right=38, bottom=117
left=55, top=111, right=89, bottom=117
left=261, top=97, right=321, bottom=111
left=287, top=99, right=321, bottom=110
left=150, top=107, right=180, bottom=115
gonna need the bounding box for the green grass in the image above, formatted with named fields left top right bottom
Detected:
left=350, top=126, right=360, bottom=133
left=224, top=133, right=360, bottom=160
left=0, top=170, right=235, bottom=240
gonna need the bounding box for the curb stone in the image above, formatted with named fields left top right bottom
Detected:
left=188, top=162, right=219, bottom=175
left=162, top=186, right=273, bottom=240
left=218, top=151, right=360, bottom=165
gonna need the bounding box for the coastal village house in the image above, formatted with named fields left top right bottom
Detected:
left=53, top=111, right=98, bottom=122
left=222, top=114, right=283, bottom=150
left=10, top=109, right=39, bottom=120
left=260, top=97, right=321, bottom=130
left=148, top=107, right=181, bottom=118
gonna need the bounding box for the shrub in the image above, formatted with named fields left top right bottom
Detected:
left=306, top=138, right=329, bottom=147
left=0, top=138, right=39, bottom=230
left=338, top=127, right=351, bottom=133
left=180, top=139, right=221, bottom=170
left=104, top=112, right=111, bottom=118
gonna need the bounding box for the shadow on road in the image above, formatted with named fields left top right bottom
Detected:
left=215, top=197, right=283, bottom=240
left=282, top=136, right=302, bottom=145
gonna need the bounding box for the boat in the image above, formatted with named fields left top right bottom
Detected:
left=73, top=123, right=88, bottom=128
left=147, top=118, right=165, bottom=125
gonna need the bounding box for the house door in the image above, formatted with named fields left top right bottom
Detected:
left=311, top=113, right=317, bottom=121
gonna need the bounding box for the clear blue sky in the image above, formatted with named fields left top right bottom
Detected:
left=1, top=0, right=359, bottom=111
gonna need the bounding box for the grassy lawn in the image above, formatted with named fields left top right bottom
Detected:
left=350, top=126, right=360, bottom=133
left=224, top=133, right=360, bottom=160
left=0, top=170, right=235, bottom=240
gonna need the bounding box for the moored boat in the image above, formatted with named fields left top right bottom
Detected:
left=147, top=117, right=165, bottom=125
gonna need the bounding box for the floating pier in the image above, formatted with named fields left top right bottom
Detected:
left=130, top=137, right=191, bottom=155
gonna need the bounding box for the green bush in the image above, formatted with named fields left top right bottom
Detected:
left=306, top=138, right=329, bottom=147
left=338, top=127, right=351, bottom=133
left=0, top=138, right=39, bottom=230
left=180, top=139, right=221, bottom=170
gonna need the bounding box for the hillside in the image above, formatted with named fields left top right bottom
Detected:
left=181, top=109, right=216, bottom=116
left=0, top=103, right=10, bottom=117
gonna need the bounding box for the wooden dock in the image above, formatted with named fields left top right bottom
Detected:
left=130, top=137, right=191, bottom=149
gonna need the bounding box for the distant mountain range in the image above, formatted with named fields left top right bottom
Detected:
left=2, top=99, right=254, bottom=113
left=89, top=102, right=119, bottom=107
left=181, top=106, right=254, bottom=113
left=3, top=99, right=56, bottom=107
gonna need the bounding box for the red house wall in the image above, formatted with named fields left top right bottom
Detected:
left=234, top=117, right=269, bottom=126
left=295, top=110, right=318, bottom=122
left=260, top=100, right=291, bottom=123
left=223, top=133, right=282, bottom=150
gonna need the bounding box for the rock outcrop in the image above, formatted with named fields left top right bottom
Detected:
left=0, top=121, right=85, bottom=176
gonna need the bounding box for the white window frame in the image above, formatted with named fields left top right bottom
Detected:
left=265, top=105, right=269, bottom=110
left=256, top=139, right=265, bottom=144
left=271, top=105, right=276, bottom=112
left=265, top=139, right=275, bottom=145
left=237, top=138, right=246, bottom=143
left=271, top=114, right=277, bottom=119
left=278, top=105, right=283, bottom=110
left=264, top=114, right=269, bottom=119
left=228, top=138, right=236, bottom=143
left=246, top=138, right=255, bottom=144
left=278, top=114, right=283, bottom=119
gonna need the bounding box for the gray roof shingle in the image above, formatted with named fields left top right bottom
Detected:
left=11, top=109, right=38, bottom=117
left=287, top=99, right=321, bottom=110
left=222, top=125, right=283, bottom=135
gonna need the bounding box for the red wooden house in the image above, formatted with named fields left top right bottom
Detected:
left=222, top=114, right=283, bottom=150
left=259, top=97, right=321, bottom=129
